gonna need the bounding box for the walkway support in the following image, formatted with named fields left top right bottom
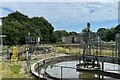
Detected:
left=116, top=33, right=120, bottom=65
left=118, top=35, right=120, bottom=65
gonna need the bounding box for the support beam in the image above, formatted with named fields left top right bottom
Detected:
left=61, top=66, right=63, bottom=80
left=118, top=35, right=120, bottom=65
left=116, top=33, right=120, bottom=65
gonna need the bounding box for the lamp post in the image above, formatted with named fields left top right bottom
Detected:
left=83, top=23, right=91, bottom=62
left=0, top=18, right=6, bottom=46
left=0, top=18, right=6, bottom=56
left=0, top=19, right=2, bottom=46
left=87, top=22, right=91, bottom=55
left=0, top=18, right=3, bottom=46
left=96, top=35, right=99, bottom=66
left=25, top=32, right=31, bottom=70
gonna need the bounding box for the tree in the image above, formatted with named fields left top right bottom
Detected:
left=2, top=11, right=54, bottom=45
left=97, top=27, right=116, bottom=42
left=68, top=31, right=78, bottom=36
left=97, top=28, right=106, bottom=35
left=53, top=30, right=69, bottom=41
left=105, top=28, right=116, bottom=42
left=115, top=24, right=120, bottom=33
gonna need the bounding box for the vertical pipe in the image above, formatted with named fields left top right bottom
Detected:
left=0, top=20, right=3, bottom=80
left=0, top=19, right=2, bottom=46
left=115, top=41, right=118, bottom=58
left=83, top=43, right=85, bottom=62
left=38, top=62, right=40, bottom=80
left=118, top=35, right=120, bottom=65
left=79, top=40, right=80, bottom=54
left=102, top=60, right=104, bottom=71
left=102, top=75, right=104, bottom=79
left=112, top=46, right=114, bottom=58
left=92, top=45, right=94, bottom=55
left=96, top=36, right=99, bottom=66
left=87, top=23, right=91, bottom=55
left=98, top=74, right=100, bottom=79
left=100, top=41, right=102, bottom=56
left=79, top=38, right=80, bottom=54
left=61, top=66, right=63, bottom=80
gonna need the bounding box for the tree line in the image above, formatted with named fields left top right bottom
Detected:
left=1, top=11, right=120, bottom=45
left=1, top=11, right=78, bottom=45
left=97, top=25, right=120, bottom=42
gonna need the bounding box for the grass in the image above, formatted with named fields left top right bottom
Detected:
left=101, top=50, right=113, bottom=56
left=92, top=49, right=114, bottom=56
left=1, top=45, right=116, bottom=78
left=55, top=47, right=66, bottom=53
left=54, top=46, right=115, bottom=57
left=2, top=61, right=23, bottom=78
left=57, top=49, right=66, bottom=53
left=55, top=46, right=82, bottom=55
left=10, top=64, right=21, bottom=73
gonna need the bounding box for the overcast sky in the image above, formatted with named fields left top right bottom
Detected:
left=0, top=0, right=119, bottom=32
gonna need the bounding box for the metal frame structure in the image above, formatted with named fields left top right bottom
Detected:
left=83, top=23, right=104, bottom=66
left=25, top=33, right=38, bottom=70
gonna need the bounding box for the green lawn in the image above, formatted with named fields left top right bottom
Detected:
left=10, top=64, right=21, bottom=74
left=2, top=61, right=23, bottom=78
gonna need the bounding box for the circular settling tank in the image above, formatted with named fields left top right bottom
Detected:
left=39, top=60, right=120, bottom=79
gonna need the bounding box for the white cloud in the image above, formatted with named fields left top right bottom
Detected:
left=1, top=2, right=118, bottom=21
left=1, top=0, right=119, bottom=3
left=0, top=2, right=118, bottom=31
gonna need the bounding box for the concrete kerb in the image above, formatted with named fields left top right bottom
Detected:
left=30, top=55, right=81, bottom=78
left=30, top=59, right=44, bottom=78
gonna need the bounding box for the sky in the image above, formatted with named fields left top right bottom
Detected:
left=0, top=0, right=119, bottom=32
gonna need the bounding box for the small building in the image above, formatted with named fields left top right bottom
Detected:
left=62, top=36, right=84, bottom=44
left=62, top=36, right=73, bottom=44
left=74, top=36, right=84, bottom=43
